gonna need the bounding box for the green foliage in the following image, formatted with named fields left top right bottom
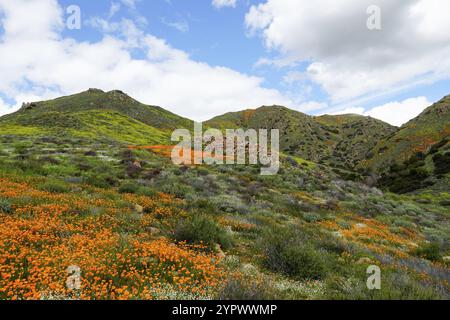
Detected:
left=217, top=276, right=277, bottom=300
left=414, top=242, right=442, bottom=262
left=433, top=152, right=450, bottom=176
left=379, top=158, right=432, bottom=193
left=174, top=215, right=233, bottom=250
left=118, top=181, right=140, bottom=194
left=0, top=198, right=12, bottom=214
left=39, top=180, right=70, bottom=193
left=260, top=228, right=330, bottom=280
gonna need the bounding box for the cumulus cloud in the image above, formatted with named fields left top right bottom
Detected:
left=330, top=96, right=431, bottom=126
left=0, top=0, right=290, bottom=121
left=246, top=0, right=450, bottom=103
left=212, top=0, right=237, bottom=9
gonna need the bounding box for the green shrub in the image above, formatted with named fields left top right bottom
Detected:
left=0, top=198, right=12, bottom=214
left=174, top=215, right=233, bottom=250
left=84, top=174, right=117, bottom=188
left=40, top=180, right=70, bottom=193
left=414, top=242, right=441, bottom=262
left=217, top=276, right=277, bottom=300
left=302, top=212, right=323, bottom=223
left=260, top=229, right=329, bottom=280
left=433, top=152, right=450, bottom=175
left=118, top=181, right=140, bottom=194
left=137, top=186, right=158, bottom=197
left=160, top=182, right=192, bottom=198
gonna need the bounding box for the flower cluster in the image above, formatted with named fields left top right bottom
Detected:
left=0, top=177, right=226, bottom=300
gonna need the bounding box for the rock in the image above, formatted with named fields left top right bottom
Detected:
left=133, top=161, right=142, bottom=168
left=355, top=223, right=367, bottom=229
left=134, top=204, right=144, bottom=214
left=215, top=244, right=226, bottom=259
left=356, top=257, right=374, bottom=265
left=370, top=188, right=384, bottom=196
left=241, top=263, right=258, bottom=275
left=84, top=150, right=97, bottom=156
left=408, top=242, right=419, bottom=248
left=147, top=227, right=160, bottom=236
left=333, top=231, right=344, bottom=238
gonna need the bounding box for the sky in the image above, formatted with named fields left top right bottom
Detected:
left=0, top=0, right=450, bottom=126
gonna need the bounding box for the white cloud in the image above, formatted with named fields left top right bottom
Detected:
left=212, top=0, right=237, bottom=9
left=330, top=96, right=431, bottom=126
left=0, top=97, right=12, bottom=116
left=161, top=17, right=189, bottom=33
left=246, top=0, right=450, bottom=103
left=108, top=2, right=121, bottom=18
left=0, top=0, right=290, bottom=121
left=121, top=0, right=138, bottom=9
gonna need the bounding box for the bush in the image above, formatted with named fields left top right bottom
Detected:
left=84, top=174, right=117, bottom=188
left=160, top=182, right=192, bottom=198
left=118, top=181, right=140, bottom=194
left=414, top=242, right=441, bottom=262
left=260, top=229, right=329, bottom=280
left=433, top=153, right=450, bottom=175
left=217, top=276, right=277, bottom=300
left=137, top=186, right=158, bottom=197
left=0, top=198, right=12, bottom=214
left=40, top=180, right=70, bottom=193
left=302, top=212, right=323, bottom=223
left=174, top=215, right=233, bottom=250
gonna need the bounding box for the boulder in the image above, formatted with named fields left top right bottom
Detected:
left=134, top=204, right=144, bottom=214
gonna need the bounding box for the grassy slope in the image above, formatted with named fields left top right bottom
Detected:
left=0, top=109, right=169, bottom=146
left=359, top=95, right=450, bottom=173
left=2, top=88, right=192, bottom=131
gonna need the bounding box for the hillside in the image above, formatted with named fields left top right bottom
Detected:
left=0, top=88, right=192, bottom=132
left=359, top=95, right=450, bottom=173
left=207, top=106, right=397, bottom=169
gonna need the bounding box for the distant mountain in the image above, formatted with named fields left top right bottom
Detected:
left=206, top=106, right=397, bottom=169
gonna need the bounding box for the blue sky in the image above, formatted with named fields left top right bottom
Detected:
left=0, top=0, right=449, bottom=125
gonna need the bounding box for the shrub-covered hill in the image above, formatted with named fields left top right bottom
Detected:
left=359, top=95, right=450, bottom=174
left=206, top=106, right=397, bottom=169
left=377, top=136, right=450, bottom=194
left=314, top=114, right=397, bottom=169
left=0, top=88, right=192, bottom=131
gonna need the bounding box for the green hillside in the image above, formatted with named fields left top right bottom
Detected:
left=359, top=95, right=450, bottom=173
left=206, top=106, right=397, bottom=169
left=1, top=88, right=192, bottom=131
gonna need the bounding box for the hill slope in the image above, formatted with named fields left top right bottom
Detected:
left=1, top=88, right=192, bottom=131
left=359, top=95, right=450, bottom=173
left=206, top=106, right=396, bottom=169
